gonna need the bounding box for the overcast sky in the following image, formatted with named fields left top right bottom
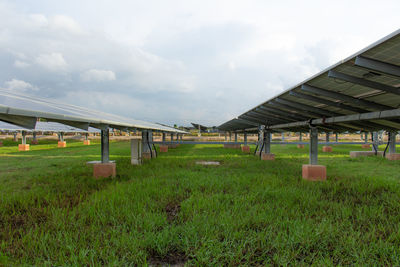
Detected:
left=0, top=0, right=399, bottom=126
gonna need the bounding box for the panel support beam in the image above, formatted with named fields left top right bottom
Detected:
left=355, top=56, right=400, bottom=78
left=301, top=84, right=391, bottom=110
left=328, top=70, right=400, bottom=95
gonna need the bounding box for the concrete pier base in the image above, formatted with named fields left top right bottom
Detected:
left=58, top=141, right=67, bottom=148
left=297, top=144, right=304, bottom=149
left=93, top=162, right=116, bottom=178
left=160, top=145, right=168, bottom=152
left=168, top=144, right=179, bottom=149
left=18, top=144, right=30, bottom=151
left=142, top=151, right=152, bottom=159
left=350, top=151, right=383, bottom=158
left=322, top=146, right=332, bottom=152
left=302, top=165, right=326, bottom=181
left=361, top=144, right=371, bottom=149
left=31, top=140, right=38, bottom=145
left=241, top=145, right=250, bottom=153
left=83, top=140, right=91, bottom=145
left=386, top=153, right=400, bottom=160
left=261, top=153, right=275, bottom=161
left=224, top=144, right=241, bottom=149
left=0, top=141, right=3, bottom=147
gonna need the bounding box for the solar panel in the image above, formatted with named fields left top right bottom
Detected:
left=219, top=29, right=400, bottom=133
left=0, top=89, right=186, bottom=134
left=0, top=121, right=100, bottom=133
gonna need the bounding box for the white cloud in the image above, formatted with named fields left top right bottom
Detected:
left=81, top=69, right=116, bottom=82
left=4, top=79, right=37, bottom=91
left=14, top=60, right=30, bottom=68
left=49, top=15, right=83, bottom=34
left=35, top=53, right=67, bottom=72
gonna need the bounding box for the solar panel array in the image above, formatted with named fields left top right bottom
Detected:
left=218, top=29, right=400, bottom=133
left=0, top=121, right=100, bottom=133
left=0, top=89, right=186, bottom=134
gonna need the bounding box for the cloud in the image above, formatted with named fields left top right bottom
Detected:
left=81, top=69, right=116, bottom=82
left=35, top=53, right=67, bottom=72
left=14, top=60, right=30, bottom=68
left=49, top=15, right=83, bottom=34
left=4, top=79, right=37, bottom=91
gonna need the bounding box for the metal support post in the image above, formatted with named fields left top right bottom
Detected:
left=224, top=132, right=227, bottom=141
left=335, top=133, right=338, bottom=142
left=372, top=132, right=379, bottom=152
left=85, top=133, right=89, bottom=140
left=229, top=132, right=232, bottom=141
left=281, top=132, right=285, bottom=141
left=176, top=134, right=179, bottom=141
left=234, top=132, right=238, bottom=143
left=389, top=132, right=396, bottom=154
left=309, top=127, right=318, bottom=165
left=33, top=132, right=37, bottom=142
left=244, top=132, right=247, bottom=145
left=162, top=132, right=166, bottom=142
left=101, top=128, right=110, bottom=163
left=13, top=132, right=17, bottom=142
left=179, top=134, right=183, bottom=141
left=326, top=133, right=330, bottom=143
left=364, top=132, right=368, bottom=143
left=170, top=133, right=174, bottom=141
left=263, top=130, right=271, bottom=154
left=59, top=132, right=64, bottom=142
left=299, top=132, right=302, bottom=142
left=21, top=131, right=26, bottom=145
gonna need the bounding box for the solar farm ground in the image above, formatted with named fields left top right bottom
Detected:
left=0, top=139, right=399, bottom=265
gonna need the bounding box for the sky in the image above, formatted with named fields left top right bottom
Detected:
left=0, top=0, right=399, bottom=127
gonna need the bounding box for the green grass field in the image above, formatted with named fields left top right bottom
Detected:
left=0, top=139, right=399, bottom=266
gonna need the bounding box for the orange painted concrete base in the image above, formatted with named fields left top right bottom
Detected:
left=224, top=144, right=241, bottom=149
left=142, top=151, right=152, bottom=159
left=93, top=162, right=116, bottom=178
left=386, top=153, right=400, bottom=160
left=160, top=145, right=168, bottom=152
left=58, top=141, right=67, bottom=148
left=302, top=164, right=326, bottom=181
left=261, top=153, right=275, bottom=160
left=350, top=151, right=383, bottom=158
left=83, top=140, right=91, bottom=145
left=241, top=145, right=250, bottom=153
left=361, top=144, right=371, bottom=149
left=297, top=144, right=304, bottom=149
left=322, top=146, right=332, bottom=152
left=18, top=144, right=30, bottom=151
left=168, top=144, right=179, bottom=149
left=0, top=141, right=3, bottom=147
left=31, top=140, right=38, bottom=145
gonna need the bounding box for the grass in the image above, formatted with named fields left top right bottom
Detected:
left=0, top=139, right=400, bottom=265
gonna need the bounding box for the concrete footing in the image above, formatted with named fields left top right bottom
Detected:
left=261, top=153, right=275, bottom=160
left=302, top=164, right=326, bottom=181
left=160, top=145, right=168, bottom=152
left=83, top=140, right=91, bottom=145
left=350, top=151, right=383, bottom=158
left=361, top=144, right=371, bottom=149
left=18, top=144, right=30, bottom=151
left=0, top=141, right=3, bottom=147
left=297, top=144, right=305, bottom=149
left=93, top=162, right=116, bottom=178
left=241, top=145, right=250, bottom=153
left=142, top=151, right=152, bottom=159
left=224, top=144, right=241, bottom=149
left=386, top=153, right=400, bottom=160
left=322, top=146, right=332, bottom=152
left=58, top=141, right=67, bottom=148
left=31, top=140, right=38, bottom=145
left=168, top=144, right=179, bottom=149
